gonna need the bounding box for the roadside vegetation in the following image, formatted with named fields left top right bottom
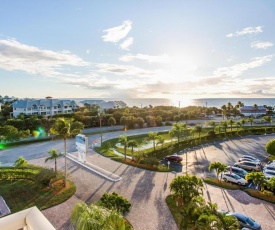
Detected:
left=0, top=157, right=76, bottom=213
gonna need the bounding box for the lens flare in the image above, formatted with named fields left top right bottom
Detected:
left=0, top=144, right=6, bottom=150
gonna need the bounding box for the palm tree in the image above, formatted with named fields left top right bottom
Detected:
left=70, top=202, right=125, bottom=230
left=253, top=104, right=258, bottom=118
left=50, top=118, right=84, bottom=187
left=248, top=117, right=254, bottom=127
left=228, top=119, right=235, bottom=132
left=169, top=174, right=203, bottom=206
left=220, top=121, right=228, bottom=134
left=194, top=125, right=203, bottom=141
left=118, top=134, right=128, bottom=160
left=221, top=105, right=227, bottom=120
left=240, top=118, right=246, bottom=128
left=246, top=172, right=267, bottom=191
left=147, top=131, right=159, bottom=152
left=208, top=162, right=227, bottom=181
left=14, top=156, right=28, bottom=176
left=127, top=139, right=138, bottom=160
left=236, top=121, right=241, bottom=131
left=169, top=122, right=186, bottom=144
left=208, top=121, right=216, bottom=132
left=45, top=149, right=64, bottom=173
left=156, top=135, right=165, bottom=149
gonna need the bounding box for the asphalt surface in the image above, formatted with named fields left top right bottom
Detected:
left=1, top=126, right=275, bottom=229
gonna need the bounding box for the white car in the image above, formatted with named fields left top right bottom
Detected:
left=221, top=172, right=247, bottom=185
left=238, top=155, right=260, bottom=163
left=263, top=170, right=275, bottom=179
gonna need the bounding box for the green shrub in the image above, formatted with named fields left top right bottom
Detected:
left=98, top=192, right=131, bottom=215
left=33, top=168, right=56, bottom=188
left=144, top=157, right=159, bottom=166
left=263, top=190, right=274, bottom=196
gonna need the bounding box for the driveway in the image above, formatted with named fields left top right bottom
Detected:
left=1, top=128, right=275, bottom=229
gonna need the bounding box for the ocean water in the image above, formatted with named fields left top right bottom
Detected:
left=64, top=98, right=275, bottom=108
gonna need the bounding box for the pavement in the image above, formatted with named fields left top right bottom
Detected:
left=1, top=126, right=275, bottom=229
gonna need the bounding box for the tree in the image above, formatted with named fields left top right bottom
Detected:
left=0, top=125, right=30, bottom=143
left=248, top=117, right=254, bottom=127
left=246, top=172, right=267, bottom=191
left=120, top=116, right=127, bottom=130
left=208, top=121, right=216, bottom=132
left=253, top=104, right=258, bottom=118
left=50, top=118, right=84, bottom=187
left=240, top=118, right=246, bottom=128
left=45, top=149, right=64, bottom=173
left=147, top=131, right=159, bottom=153
left=228, top=119, right=235, bottom=132
left=127, top=139, right=138, bottom=160
left=108, top=117, right=116, bottom=126
left=118, top=134, right=128, bottom=160
left=262, top=116, right=272, bottom=125
left=194, top=125, right=203, bottom=140
left=98, top=192, right=131, bottom=215
left=169, top=174, right=203, bottom=206
left=208, top=162, right=227, bottom=181
left=70, top=202, right=126, bottom=230
left=266, top=139, right=275, bottom=157
left=169, top=122, right=187, bottom=144
left=156, top=135, right=165, bottom=149
left=136, top=117, right=145, bottom=128
left=14, top=156, right=28, bottom=168
left=220, top=121, right=228, bottom=134
left=155, top=115, right=163, bottom=126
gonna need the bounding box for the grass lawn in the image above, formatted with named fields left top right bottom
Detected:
left=0, top=178, right=76, bottom=213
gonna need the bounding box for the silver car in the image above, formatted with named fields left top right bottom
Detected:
left=234, top=161, right=261, bottom=171
left=222, top=172, right=247, bottom=185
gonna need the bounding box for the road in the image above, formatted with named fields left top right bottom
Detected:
left=1, top=126, right=275, bottom=229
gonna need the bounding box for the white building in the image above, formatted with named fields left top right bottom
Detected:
left=239, top=106, right=267, bottom=117
left=81, top=99, right=127, bottom=109
left=12, top=97, right=82, bottom=118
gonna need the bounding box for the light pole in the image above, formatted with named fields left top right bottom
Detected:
left=98, top=110, right=102, bottom=145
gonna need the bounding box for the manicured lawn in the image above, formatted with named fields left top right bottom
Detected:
left=0, top=178, right=76, bottom=213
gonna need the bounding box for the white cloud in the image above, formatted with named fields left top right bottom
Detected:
left=119, top=53, right=171, bottom=63
left=250, top=41, right=273, bottom=49
left=0, top=39, right=88, bottom=77
left=214, top=55, right=273, bottom=77
left=226, top=26, right=263, bottom=38
left=96, top=63, right=156, bottom=77
left=102, top=20, right=132, bottom=43
left=119, top=37, right=134, bottom=50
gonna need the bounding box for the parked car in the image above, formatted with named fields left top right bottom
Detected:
left=221, top=172, right=247, bottom=185
left=263, top=170, right=275, bottom=179
left=164, top=155, right=183, bottom=163
left=234, top=161, right=261, bottom=171
left=263, top=163, right=275, bottom=172
left=227, top=212, right=262, bottom=230
left=238, top=155, right=260, bottom=163
left=226, top=166, right=248, bottom=179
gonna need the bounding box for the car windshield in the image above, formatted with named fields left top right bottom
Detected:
left=267, top=166, right=275, bottom=170
left=245, top=217, right=255, bottom=226
left=233, top=174, right=241, bottom=179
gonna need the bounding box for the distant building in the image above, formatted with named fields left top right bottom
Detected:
left=12, top=97, right=82, bottom=118
left=239, top=106, right=267, bottom=117
left=81, top=99, right=127, bottom=109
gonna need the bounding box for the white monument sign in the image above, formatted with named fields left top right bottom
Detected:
left=75, top=134, right=88, bottom=163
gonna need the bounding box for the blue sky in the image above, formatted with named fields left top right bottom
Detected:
left=1, top=0, right=275, bottom=100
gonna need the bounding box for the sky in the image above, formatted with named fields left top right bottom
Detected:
left=1, top=0, right=275, bottom=100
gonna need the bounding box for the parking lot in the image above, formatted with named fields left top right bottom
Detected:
left=2, top=129, right=275, bottom=229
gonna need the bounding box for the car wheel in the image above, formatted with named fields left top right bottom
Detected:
left=238, top=182, right=242, bottom=185
left=223, top=178, right=227, bottom=182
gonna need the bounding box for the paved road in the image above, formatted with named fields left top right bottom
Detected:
left=1, top=127, right=275, bottom=229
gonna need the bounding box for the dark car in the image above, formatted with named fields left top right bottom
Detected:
left=226, top=166, right=248, bottom=179
left=164, top=155, right=183, bottom=163
left=227, top=212, right=262, bottom=230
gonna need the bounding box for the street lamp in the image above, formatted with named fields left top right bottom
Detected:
left=98, top=110, right=102, bottom=145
